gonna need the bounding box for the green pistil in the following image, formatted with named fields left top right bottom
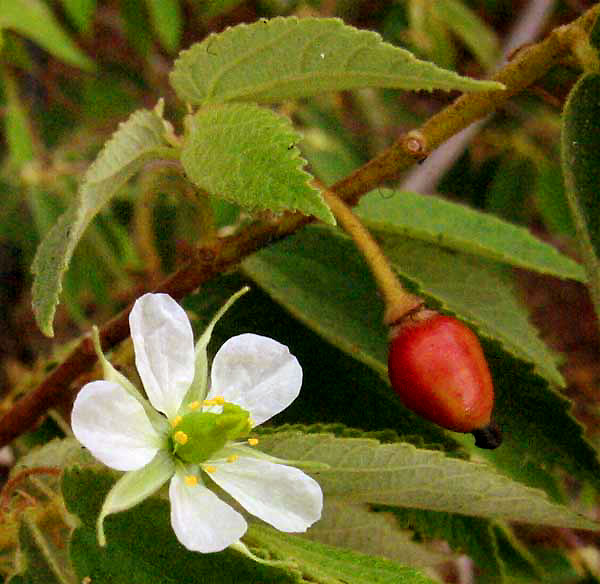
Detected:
left=171, top=403, right=252, bottom=464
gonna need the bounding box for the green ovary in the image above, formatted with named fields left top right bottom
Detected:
left=172, top=403, right=252, bottom=464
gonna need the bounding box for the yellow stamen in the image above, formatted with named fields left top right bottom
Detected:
left=227, top=454, right=239, bottom=463
left=174, top=431, right=189, bottom=445
left=171, top=415, right=182, bottom=428
left=203, top=465, right=217, bottom=474
left=188, top=401, right=200, bottom=410
left=247, top=438, right=259, bottom=446
left=213, top=396, right=225, bottom=405
left=184, top=475, right=198, bottom=487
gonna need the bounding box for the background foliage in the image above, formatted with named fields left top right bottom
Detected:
left=1, top=1, right=600, bottom=583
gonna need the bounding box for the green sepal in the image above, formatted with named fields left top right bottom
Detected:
left=97, top=449, right=175, bottom=546
left=184, top=286, right=250, bottom=405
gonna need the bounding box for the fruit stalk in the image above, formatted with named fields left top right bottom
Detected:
left=323, top=190, right=501, bottom=449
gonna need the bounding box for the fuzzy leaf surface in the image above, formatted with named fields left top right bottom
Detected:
left=31, top=108, right=171, bottom=336
left=305, top=499, right=451, bottom=568
left=258, top=432, right=598, bottom=530
left=357, top=190, right=584, bottom=281
left=181, top=103, right=333, bottom=222
left=249, top=525, right=435, bottom=584
left=170, top=16, right=503, bottom=105
left=561, top=73, right=600, bottom=319
left=0, top=0, right=93, bottom=70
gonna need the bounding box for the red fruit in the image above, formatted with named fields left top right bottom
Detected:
left=388, top=311, right=500, bottom=447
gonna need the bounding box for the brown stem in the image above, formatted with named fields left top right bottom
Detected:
left=0, top=4, right=598, bottom=448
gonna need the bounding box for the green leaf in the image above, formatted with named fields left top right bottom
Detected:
left=31, top=107, right=173, bottom=336
left=169, top=16, right=504, bottom=105
left=2, top=69, right=35, bottom=165
left=180, top=103, right=334, bottom=223
left=0, top=0, right=94, bottom=70
left=433, top=0, right=500, bottom=69
left=59, top=0, right=97, bottom=34
left=306, top=499, right=451, bottom=569
left=257, top=432, right=599, bottom=530
left=561, top=72, right=600, bottom=321
left=243, top=228, right=389, bottom=375
left=248, top=525, right=435, bottom=584
left=144, top=0, right=182, bottom=53
left=478, top=342, right=600, bottom=496
left=356, top=190, right=585, bottom=281
left=380, top=235, right=564, bottom=387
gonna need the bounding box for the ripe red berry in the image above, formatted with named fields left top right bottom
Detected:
left=388, top=311, right=501, bottom=448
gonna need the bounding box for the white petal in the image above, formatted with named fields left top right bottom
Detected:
left=209, top=334, right=302, bottom=426
left=71, top=381, right=161, bottom=471
left=208, top=457, right=322, bottom=532
left=130, top=293, right=195, bottom=419
left=169, top=470, right=247, bottom=552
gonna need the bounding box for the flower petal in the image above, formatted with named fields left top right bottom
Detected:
left=71, top=381, right=161, bottom=471
left=208, top=457, right=322, bottom=532
left=130, top=293, right=195, bottom=419
left=169, top=470, right=247, bottom=552
left=97, top=450, right=175, bottom=546
left=209, top=334, right=302, bottom=426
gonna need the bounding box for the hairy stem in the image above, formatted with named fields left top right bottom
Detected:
left=323, top=190, right=422, bottom=324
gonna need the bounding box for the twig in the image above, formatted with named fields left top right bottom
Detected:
left=400, top=0, right=557, bottom=195
left=0, top=3, right=597, bottom=448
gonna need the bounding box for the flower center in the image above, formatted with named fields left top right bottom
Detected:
left=170, top=402, right=252, bottom=464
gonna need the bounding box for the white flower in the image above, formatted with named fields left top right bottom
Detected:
left=71, top=291, right=322, bottom=553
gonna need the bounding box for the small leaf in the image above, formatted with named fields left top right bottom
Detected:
left=257, top=432, right=599, bottom=530
left=561, top=73, right=600, bottom=321
left=249, top=524, right=435, bottom=584
left=180, top=103, right=334, bottom=223
left=2, top=69, right=35, bottom=165
left=0, top=0, right=94, bottom=70
left=59, top=0, right=97, bottom=34
left=169, top=16, right=504, bottom=105
left=144, top=0, right=182, bottom=53
left=356, top=190, right=585, bottom=281
left=433, top=0, right=499, bottom=69
left=31, top=107, right=173, bottom=336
